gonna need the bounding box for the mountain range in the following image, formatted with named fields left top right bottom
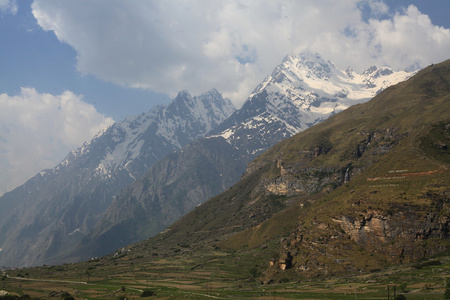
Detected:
left=0, top=51, right=415, bottom=268
left=1, top=57, right=448, bottom=300
left=75, top=51, right=415, bottom=262
left=0, top=89, right=235, bottom=267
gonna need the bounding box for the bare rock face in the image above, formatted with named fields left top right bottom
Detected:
left=272, top=189, right=449, bottom=279
left=247, top=127, right=407, bottom=202
left=277, top=252, right=294, bottom=270
left=333, top=209, right=449, bottom=256
left=332, top=210, right=392, bottom=245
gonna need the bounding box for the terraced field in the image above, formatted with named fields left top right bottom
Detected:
left=2, top=249, right=449, bottom=299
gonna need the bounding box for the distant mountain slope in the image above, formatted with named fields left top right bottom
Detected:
left=134, top=58, right=449, bottom=281
left=72, top=137, right=246, bottom=262
left=0, top=89, right=235, bottom=268
left=79, top=52, right=415, bottom=260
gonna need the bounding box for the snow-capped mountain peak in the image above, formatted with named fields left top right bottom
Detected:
left=211, top=51, right=416, bottom=157
left=46, top=89, right=236, bottom=181
left=254, top=50, right=415, bottom=117
left=89, top=89, right=235, bottom=179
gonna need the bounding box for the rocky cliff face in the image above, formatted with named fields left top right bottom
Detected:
left=277, top=194, right=449, bottom=278
left=245, top=127, right=406, bottom=202
left=333, top=206, right=449, bottom=250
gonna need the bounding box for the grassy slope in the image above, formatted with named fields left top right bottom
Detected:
left=237, top=59, right=450, bottom=280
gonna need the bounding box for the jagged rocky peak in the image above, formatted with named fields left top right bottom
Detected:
left=362, top=65, right=394, bottom=77
left=345, top=66, right=355, bottom=79
left=174, top=89, right=193, bottom=102
left=270, top=51, right=336, bottom=83
left=255, top=50, right=415, bottom=102
left=198, top=89, right=236, bottom=119
left=199, top=88, right=222, bottom=100
left=170, top=89, right=234, bottom=114
left=97, top=89, right=234, bottom=174
left=25, top=88, right=235, bottom=183
left=363, top=65, right=394, bottom=78
left=165, top=89, right=236, bottom=134
left=168, top=90, right=195, bottom=114
left=201, top=98, right=236, bottom=132
left=297, top=50, right=335, bottom=78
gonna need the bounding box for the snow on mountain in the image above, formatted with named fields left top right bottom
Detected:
left=0, top=89, right=235, bottom=268
left=56, top=51, right=418, bottom=263
left=212, top=51, right=415, bottom=151
left=77, top=52, right=418, bottom=261
left=56, top=89, right=236, bottom=181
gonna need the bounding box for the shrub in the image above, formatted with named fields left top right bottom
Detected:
left=141, top=290, right=156, bottom=297
left=249, top=266, right=261, bottom=278
left=445, top=278, right=450, bottom=299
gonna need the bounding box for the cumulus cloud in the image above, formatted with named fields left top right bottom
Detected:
left=314, top=4, right=450, bottom=73
left=0, top=88, right=114, bottom=196
left=31, top=0, right=450, bottom=106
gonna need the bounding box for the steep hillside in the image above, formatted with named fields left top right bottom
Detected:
left=70, top=137, right=247, bottom=261
left=80, top=52, right=414, bottom=260
left=135, top=59, right=449, bottom=280
left=0, top=89, right=235, bottom=268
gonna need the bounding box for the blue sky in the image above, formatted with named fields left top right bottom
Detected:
left=0, top=0, right=168, bottom=120
left=1, top=0, right=450, bottom=195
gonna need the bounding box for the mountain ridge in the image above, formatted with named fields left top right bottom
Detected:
left=76, top=51, right=416, bottom=261
left=209, top=50, right=414, bottom=158
left=0, top=89, right=235, bottom=268
left=0, top=51, right=416, bottom=268
left=126, top=58, right=449, bottom=282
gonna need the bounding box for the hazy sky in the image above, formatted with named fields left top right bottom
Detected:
left=1, top=0, right=450, bottom=196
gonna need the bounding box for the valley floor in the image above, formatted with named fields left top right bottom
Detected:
left=2, top=250, right=449, bottom=299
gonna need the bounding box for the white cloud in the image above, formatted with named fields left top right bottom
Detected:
left=365, top=0, right=389, bottom=16
left=0, top=0, right=17, bottom=15
left=314, top=4, right=450, bottom=73
left=367, top=5, right=450, bottom=70
left=31, top=1, right=450, bottom=107
left=0, top=88, right=114, bottom=196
